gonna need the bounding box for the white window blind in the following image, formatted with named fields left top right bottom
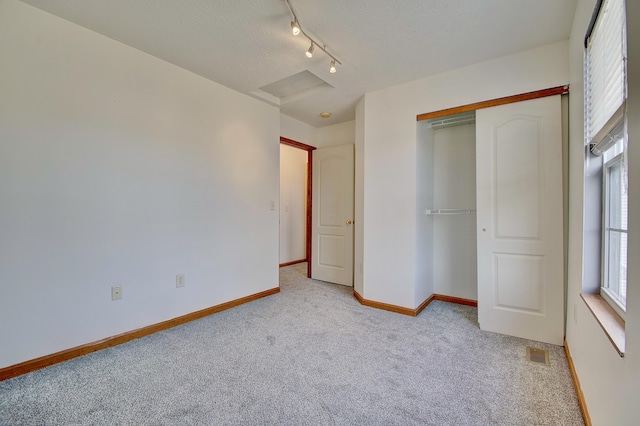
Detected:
left=585, top=0, right=626, bottom=146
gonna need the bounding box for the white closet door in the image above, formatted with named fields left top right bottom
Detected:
left=476, top=96, right=564, bottom=345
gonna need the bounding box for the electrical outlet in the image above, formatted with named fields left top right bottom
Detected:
left=111, top=286, right=122, bottom=301
left=270, top=201, right=275, bottom=211
left=176, top=274, right=185, bottom=288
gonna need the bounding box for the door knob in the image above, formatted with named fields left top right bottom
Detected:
left=346, top=220, right=353, bottom=225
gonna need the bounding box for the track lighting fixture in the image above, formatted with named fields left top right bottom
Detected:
left=291, top=20, right=300, bottom=36
left=305, top=43, right=315, bottom=58
left=284, top=0, right=341, bottom=73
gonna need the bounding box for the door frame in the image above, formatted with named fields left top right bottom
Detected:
left=280, top=137, right=316, bottom=278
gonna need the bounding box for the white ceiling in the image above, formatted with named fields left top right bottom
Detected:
left=20, top=0, right=578, bottom=127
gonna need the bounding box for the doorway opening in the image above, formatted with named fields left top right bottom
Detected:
left=279, top=137, right=316, bottom=278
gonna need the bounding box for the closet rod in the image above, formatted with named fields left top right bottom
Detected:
left=425, top=209, right=476, bottom=215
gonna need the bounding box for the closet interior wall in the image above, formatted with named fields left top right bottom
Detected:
left=416, top=117, right=477, bottom=301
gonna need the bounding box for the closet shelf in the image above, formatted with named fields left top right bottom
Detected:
left=425, top=208, right=476, bottom=215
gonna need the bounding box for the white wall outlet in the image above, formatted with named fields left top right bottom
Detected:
left=176, top=274, right=185, bottom=288
left=111, top=285, right=122, bottom=301
left=270, top=201, right=275, bottom=211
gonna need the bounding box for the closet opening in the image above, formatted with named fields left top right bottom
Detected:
left=416, top=87, right=568, bottom=345
left=417, top=112, right=478, bottom=303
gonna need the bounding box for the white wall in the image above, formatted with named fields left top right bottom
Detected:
left=564, top=1, right=640, bottom=424
left=280, top=114, right=315, bottom=147
left=315, top=121, right=356, bottom=149
left=279, top=145, right=307, bottom=264
left=280, top=114, right=356, bottom=150
left=359, top=41, right=570, bottom=308
left=564, top=1, right=627, bottom=424
left=0, top=0, right=280, bottom=369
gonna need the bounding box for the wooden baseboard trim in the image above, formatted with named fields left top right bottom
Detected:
left=353, top=291, right=435, bottom=317
left=433, top=294, right=478, bottom=307
left=279, top=259, right=306, bottom=268
left=564, top=340, right=592, bottom=426
left=415, top=294, right=436, bottom=316
left=0, top=287, right=280, bottom=381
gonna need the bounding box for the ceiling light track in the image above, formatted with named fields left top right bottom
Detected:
left=284, top=0, right=341, bottom=72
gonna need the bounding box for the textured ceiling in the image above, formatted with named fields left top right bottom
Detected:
left=19, top=0, right=578, bottom=127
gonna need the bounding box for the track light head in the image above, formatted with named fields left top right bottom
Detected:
left=306, top=43, right=314, bottom=58
left=291, top=20, right=301, bottom=36
left=285, top=1, right=340, bottom=72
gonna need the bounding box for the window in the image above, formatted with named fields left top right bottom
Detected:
left=585, top=0, right=628, bottom=315
left=601, top=142, right=627, bottom=315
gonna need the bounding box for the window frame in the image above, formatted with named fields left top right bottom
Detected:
left=600, top=150, right=627, bottom=318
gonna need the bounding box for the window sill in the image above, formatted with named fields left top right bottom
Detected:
left=581, top=293, right=625, bottom=357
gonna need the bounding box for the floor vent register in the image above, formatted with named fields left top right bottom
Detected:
left=526, top=346, right=550, bottom=366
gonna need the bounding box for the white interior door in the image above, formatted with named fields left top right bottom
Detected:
left=476, top=95, right=564, bottom=345
left=312, top=144, right=354, bottom=286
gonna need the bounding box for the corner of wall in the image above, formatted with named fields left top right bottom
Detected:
left=354, top=97, right=365, bottom=296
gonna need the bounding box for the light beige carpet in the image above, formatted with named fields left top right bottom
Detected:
left=0, top=263, right=583, bottom=425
